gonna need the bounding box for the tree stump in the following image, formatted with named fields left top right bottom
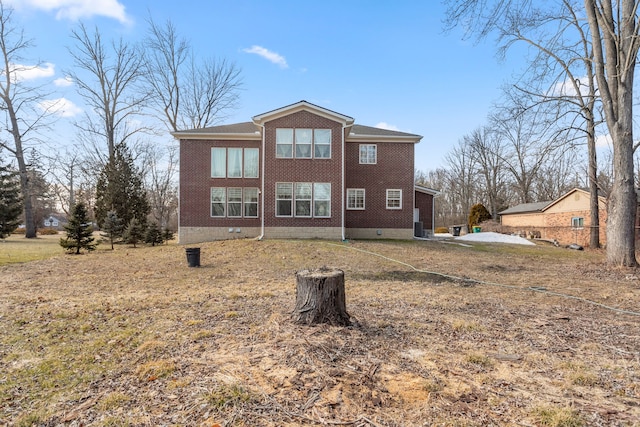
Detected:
left=293, top=267, right=350, bottom=326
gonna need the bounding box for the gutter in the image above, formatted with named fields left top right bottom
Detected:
left=341, top=124, right=347, bottom=241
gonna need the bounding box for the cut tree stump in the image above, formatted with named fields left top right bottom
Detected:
left=293, top=267, right=350, bottom=326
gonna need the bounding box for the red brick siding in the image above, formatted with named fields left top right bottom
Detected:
left=345, top=141, right=415, bottom=229
left=262, top=111, right=343, bottom=228
left=415, top=191, right=434, bottom=230
left=180, top=138, right=261, bottom=228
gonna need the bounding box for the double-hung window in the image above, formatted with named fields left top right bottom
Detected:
left=314, top=129, right=331, bottom=158
left=227, top=148, right=243, bottom=178
left=211, top=148, right=227, bottom=177
left=386, top=189, right=402, bottom=209
left=276, top=183, right=293, bottom=216
left=211, top=187, right=226, bottom=217
left=295, top=129, right=312, bottom=158
left=276, top=129, right=294, bottom=158
left=244, top=188, right=258, bottom=217
left=295, top=183, right=312, bottom=217
left=244, top=148, right=259, bottom=178
left=227, top=188, right=243, bottom=217
left=359, top=144, right=377, bottom=164
left=313, top=183, right=331, bottom=217
left=346, top=189, right=365, bottom=210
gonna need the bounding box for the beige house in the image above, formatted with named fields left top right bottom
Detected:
left=499, top=188, right=607, bottom=247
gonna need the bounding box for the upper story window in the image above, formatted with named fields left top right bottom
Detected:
left=276, top=128, right=331, bottom=159
left=572, top=217, right=584, bottom=229
left=359, top=144, right=377, bottom=164
left=386, top=189, right=402, bottom=209
left=211, top=147, right=259, bottom=178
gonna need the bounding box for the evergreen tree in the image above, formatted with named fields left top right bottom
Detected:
left=162, top=227, right=174, bottom=244
left=101, top=210, right=123, bottom=250
left=123, top=216, right=145, bottom=248
left=60, top=202, right=96, bottom=254
left=468, top=203, right=492, bottom=230
left=95, top=143, right=150, bottom=231
left=145, top=222, right=164, bottom=246
left=0, top=164, right=22, bottom=239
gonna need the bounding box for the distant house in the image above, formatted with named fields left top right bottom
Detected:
left=499, top=188, right=607, bottom=247
left=172, top=100, right=436, bottom=244
left=43, top=215, right=67, bottom=230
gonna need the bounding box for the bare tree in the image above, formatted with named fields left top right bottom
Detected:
left=445, top=0, right=640, bottom=266
left=444, top=140, right=478, bottom=225
left=143, top=17, right=242, bottom=131
left=465, top=127, right=507, bottom=218
left=139, top=143, right=178, bottom=228
left=67, top=24, right=147, bottom=161
left=0, top=2, right=54, bottom=238
left=584, top=0, right=640, bottom=266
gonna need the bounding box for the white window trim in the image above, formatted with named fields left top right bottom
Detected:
left=314, top=129, right=332, bottom=159
left=243, top=188, right=259, bottom=218
left=227, top=148, right=243, bottom=179
left=227, top=187, right=243, bottom=217
left=346, top=188, right=365, bottom=210
left=276, top=182, right=294, bottom=217
left=386, top=189, right=402, bottom=210
left=211, top=147, right=227, bottom=178
left=243, top=148, right=259, bottom=178
left=211, top=187, right=226, bottom=217
left=359, top=144, right=377, bottom=164
left=313, top=183, right=331, bottom=218
left=571, top=216, right=584, bottom=229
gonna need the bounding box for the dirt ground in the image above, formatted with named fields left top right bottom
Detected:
left=1, top=238, right=639, bottom=426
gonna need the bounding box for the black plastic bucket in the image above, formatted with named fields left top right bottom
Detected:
left=185, top=247, right=201, bottom=267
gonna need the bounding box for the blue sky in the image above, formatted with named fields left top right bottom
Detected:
left=5, top=0, right=527, bottom=172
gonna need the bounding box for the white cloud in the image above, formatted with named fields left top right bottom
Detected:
left=549, top=75, right=593, bottom=98
left=242, top=45, right=288, bottom=69
left=39, top=98, right=82, bottom=117
left=596, top=134, right=612, bottom=148
left=8, top=62, right=55, bottom=81
left=54, top=76, right=74, bottom=87
left=6, top=0, right=132, bottom=25
left=375, top=122, right=400, bottom=131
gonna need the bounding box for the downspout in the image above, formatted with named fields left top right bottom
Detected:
left=341, top=124, right=348, bottom=241
left=257, top=123, right=266, bottom=240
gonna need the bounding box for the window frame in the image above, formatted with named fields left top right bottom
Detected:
left=386, top=189, right=402, bottom=210
left=346, top=188, right=366, bottom=210
left=313, top=183, right=331, bottom=218
left=295, top=182, right=312, bottom=217
left=243, top=148, right=259, bottom=178
left=227, top=148, right=243, bottom=178
left=243, top=188, right=259, bottom=218
left=571, top=216, right=584, bottom=229
left=294, top=128, right=313, bottom=159
left=276, top=182, right=293, bottom=217
left=211, top=187, right=226, bottom=217
left=276, top=128, right=294, bottom=158
left=211, top=147, right=227, bottom=178
left=314, top=129, right=331, bottom=159
left=359, top=144, right=377, bottom=164
left=227, top=187, right=243, bottom=217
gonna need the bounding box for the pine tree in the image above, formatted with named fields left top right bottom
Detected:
left=162, top=227, right=174, bottom=244
left=95, top=143, right=150, bottom=231
left=123, top=216, right=145, bottom=248
left=60, top=202, right=96, bottom=254
left=468, top=203, right=492, bottom=230
left=0, top=164, right=22, bottom=239
left=145, top=222, right=164, bottom=246
left=101, top=210, right=123, bottom=250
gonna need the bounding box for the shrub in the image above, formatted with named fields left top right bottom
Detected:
left=468, top=203, right=492, bottom=229
left=39, top=228, right=59, bottom=235
left=435, top=227, right=449, bottom=234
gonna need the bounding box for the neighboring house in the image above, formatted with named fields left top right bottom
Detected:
left=173, top=100, right=436, bottom=244
left=499, top=188, right=607, bottom=247
left=43, top=215, right=67, bottom=230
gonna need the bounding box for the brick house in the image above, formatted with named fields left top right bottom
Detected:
left=499, top=188, right=607, bottom=247
left=173, top=100, right=435, bottom=244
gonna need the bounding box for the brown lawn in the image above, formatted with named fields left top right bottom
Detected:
left=0, top=238, right=639, bottom=426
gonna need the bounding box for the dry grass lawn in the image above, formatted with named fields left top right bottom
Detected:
left=1, top=237, right=639, bottom=426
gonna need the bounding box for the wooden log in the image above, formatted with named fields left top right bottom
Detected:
left=293, top=267, right=350, bottom=326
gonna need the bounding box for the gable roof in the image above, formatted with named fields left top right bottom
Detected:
left=171, top=101, right=422, bottom=143
left=252, top=100, right=355, bottom=126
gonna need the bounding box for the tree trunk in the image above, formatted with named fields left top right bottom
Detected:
left=293, top=268, right=350, bottom=326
